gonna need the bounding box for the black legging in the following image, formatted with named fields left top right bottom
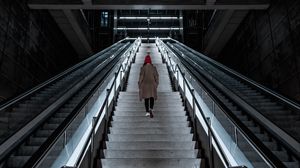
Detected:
left=144, top=97, right=154, bottom=112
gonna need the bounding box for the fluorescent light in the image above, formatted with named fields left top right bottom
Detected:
left=118, top=16, right=179, bottom=20
left=115, top=27, right=183, bottom=30
left=119, top=17, right=147, bottom=19
left=150, top=17, right=178, bottom=19
left=126, top=37, right=170, bottom=40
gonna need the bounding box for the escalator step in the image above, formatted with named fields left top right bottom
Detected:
left=7, top=156, right=30, bottom=168
left=16, top=145, right=39, bottom=156
left=27, top=137, right=47, bottom=146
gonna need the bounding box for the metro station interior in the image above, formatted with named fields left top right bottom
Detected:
left=0, top=0, right=299, bottom=167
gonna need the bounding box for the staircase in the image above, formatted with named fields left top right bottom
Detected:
left=101, top=43, right=202, bottom=167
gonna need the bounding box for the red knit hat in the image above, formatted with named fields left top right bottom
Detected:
left=144, top=55, right=152, bottom=64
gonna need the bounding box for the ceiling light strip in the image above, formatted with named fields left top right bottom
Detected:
left=115, top=27, right=182, bottom=30
left=119, top=16, right=179, bottom=20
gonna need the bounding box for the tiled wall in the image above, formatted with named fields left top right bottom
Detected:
left=219, top=0, right=300, bottom=102
left=0, top=0, right=79, bottom=102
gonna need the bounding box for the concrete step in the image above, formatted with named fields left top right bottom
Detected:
left=112, top=116, right=188, bottom=122
left=119, top=94, right=179, bottom=97
left=101, top=158, right=201, bottom=168
left=117, top=98, right=182, bottom=102
left=126, top=88, right=173, bottom=92
left=119, top=92, right=179, bottom=95
left=111, top=121, right=190, bottom=128
left=117, top=99, right=182, bottom=103
left=109, top=127, right=191, bottom=134
left=108, top=134, right=193, bottom=142
left=117, top=97, right=181, bottom=101
left=115, top=107, right=185, bottom=112
left=113, top=111, right=186, bottom=116
left=116, top=104, right=183, bottom=108
left=106, top=141, right=196, bottom=150
left=103, top=150, right=198, bottom=158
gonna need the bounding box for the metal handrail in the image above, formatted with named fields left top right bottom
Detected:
left=171, top=38, right=300, bottom=112
left=23, top=40, right=137, bottom=168
left=168, top=40, right=300, bottom=158
left=156, top=39, right=231, bottom=167
left=157, top=38, right=287, bottom=168
left=0, top=38, right=127, bottom=111
left=27, top=39, right=139, bottom=168
left=0, top=43, right=130, bottom=161
left=73, top=38, right=140, bottom=168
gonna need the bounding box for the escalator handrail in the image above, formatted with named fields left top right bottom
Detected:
left=170, top=40, right=300, bottom=152
left=169, top=38, right=300, bottom=112
left=0, top=42, right=131, bottom=164
left=159, top=39, right=287, bottom=168
left=0, top=39, right=127, bottom=111
left=168, top=41, right=300, bottom=159
left=24, top=40, right=139, bottom=168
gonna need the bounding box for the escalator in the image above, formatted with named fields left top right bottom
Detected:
left=162, top=39, right=299, bottom=167
left=0, top=39, right=135, bottom=168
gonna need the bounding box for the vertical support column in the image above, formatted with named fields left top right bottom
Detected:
left=113, top=10, right=118, bottom=43
left=114, top=72, right=118, bottom=104
left=207, top=117, right=214, bottom=168
left=191, top=89, right=197, bottom=139
left=120, top=70, right=123, bottom=91
left=182, top=72, right=186, bottom=107
left=90, top=116, right=96, bottom=168
left=105, top=89, right=110, bottom=136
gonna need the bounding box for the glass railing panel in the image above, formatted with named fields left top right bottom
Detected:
left=0, top=42, right=126, bottom=146
left=156, top=38, right=279, bottom=168
left=42, top=39, right=141, bottom=168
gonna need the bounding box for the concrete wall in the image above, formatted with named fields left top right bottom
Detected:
left=219, top=0, right=300, bottom=103
left=0, top=0, right=79, bottom=103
